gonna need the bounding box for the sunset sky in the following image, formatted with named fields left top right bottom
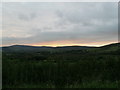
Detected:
left=1, top=2, right=118, bottom=47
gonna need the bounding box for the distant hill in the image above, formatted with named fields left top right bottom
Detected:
left=87, top=43, right=120, bottom=55
left=101, top=43, right=119, bottom=49
left=2, top=45, right=95, bottom=53
left=1, top=43, right=119, bottom=53
left=98, top=43, right=119, bottom=51
left=2, top=45, right=54, bottom=53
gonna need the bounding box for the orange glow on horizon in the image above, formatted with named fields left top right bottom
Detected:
left=1, top=40, right=118, bottom=47
left=30, top=40, right=118, bottom=47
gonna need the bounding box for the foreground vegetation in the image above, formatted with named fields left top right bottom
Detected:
left=2, top=43, right=120, bottom=88
left=4, top=81, right=119, bottom=88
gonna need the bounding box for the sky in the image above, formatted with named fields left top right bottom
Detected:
left=1, top=2, right=118, bottom=47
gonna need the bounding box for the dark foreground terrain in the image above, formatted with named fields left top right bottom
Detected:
left=2, top=43, right=120, bottom=88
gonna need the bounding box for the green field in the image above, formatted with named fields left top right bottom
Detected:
left=2, top=43, right=120, bottom=88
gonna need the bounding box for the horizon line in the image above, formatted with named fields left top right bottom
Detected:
left=1, top=42, right=119, bottom=48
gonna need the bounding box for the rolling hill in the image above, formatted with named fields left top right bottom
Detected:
left=1, top=43, right=120, bottom=53
left=2, top=45, right=95, bottom=53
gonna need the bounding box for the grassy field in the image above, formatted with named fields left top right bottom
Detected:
left=2, top=43, right=120, bottom=88
left=4, top=81, right=119, bottom=88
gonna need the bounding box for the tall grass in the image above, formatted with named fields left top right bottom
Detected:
left=3, top=55, right=120, bottom=88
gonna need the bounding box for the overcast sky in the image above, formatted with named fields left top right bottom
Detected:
left=1, top=2, right=118, bottom=47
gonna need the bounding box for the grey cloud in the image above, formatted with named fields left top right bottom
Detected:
left=18, top=14, right=30, bottom=21
left=2, top=30, right=117, bottom=46
left=56, top=3, right=117, bottom=25
left=2, top=2, right=118, bottom=46
left=18, top=13, right=37, bottom=21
